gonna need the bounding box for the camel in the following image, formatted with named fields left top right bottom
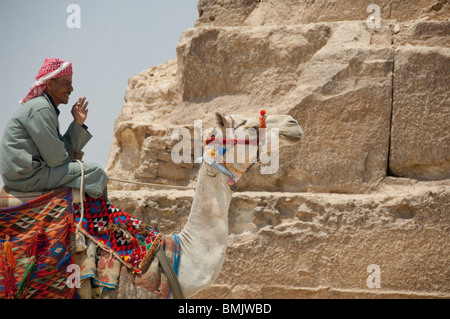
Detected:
left=97, top=111, right=304, bottom=299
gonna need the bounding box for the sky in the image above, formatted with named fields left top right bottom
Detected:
left=0, top=0, right=198, bottom=186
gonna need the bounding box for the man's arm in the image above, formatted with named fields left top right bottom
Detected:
left=62, top=121, right=92, bottom=159
left=25, top=108, right=70, bottom=167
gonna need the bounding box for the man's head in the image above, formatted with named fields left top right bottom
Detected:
left=20, top=58, right=73, bottom=105
left=45, top=74, right=73, bottom=106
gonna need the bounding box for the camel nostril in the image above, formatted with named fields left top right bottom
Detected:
left=288, top=119, right=298, bottom=125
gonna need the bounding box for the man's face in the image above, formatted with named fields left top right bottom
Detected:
left=47, top=74, right=73, bottom=106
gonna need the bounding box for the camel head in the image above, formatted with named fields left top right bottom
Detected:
left=202, top=111, right=303, bottom=190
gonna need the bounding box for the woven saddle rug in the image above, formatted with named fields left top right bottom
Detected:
left=72, top=193, right=181, bottom=299
left=0, top=188, right=76, bottom=299
left=77, top=232, right=180, bottom=299
left=1, top=188, right=181, bottom=299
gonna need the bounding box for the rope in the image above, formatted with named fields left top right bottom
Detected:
left=109, top=178, right=195, bottom=190
left=77, top=226, right=137, bottom=272
left=76, top=160, right=85, bottom=233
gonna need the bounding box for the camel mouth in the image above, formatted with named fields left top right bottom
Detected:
left=279, top=130, right=304, bottom=143
left=278, top=134, right=303, bottom=146
left=280, top=132, right=303, bottom=140
left=265, top=115, right=304, bottom=145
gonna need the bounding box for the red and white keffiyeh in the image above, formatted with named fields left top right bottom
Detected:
left=20, top=58, right=73, bottom=105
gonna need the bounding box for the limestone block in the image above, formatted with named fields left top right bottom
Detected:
left=389, top=46, right=450, bottom=180
left=135, top=163, right=158, bottom=179
left=196, top=0, right=260, bottom=26
left=124, top=59, right=178, bottom=106
left=107, top=123, right=162, bottom=178
left=157, top=162, right=191, bottom=180
left=196, top=0, right=391, bottom=26
left=390, top=0, right=450, bottom=21
left=195, top=0, right=449, bottom=27
left=393, top=21, right=450, bottom=47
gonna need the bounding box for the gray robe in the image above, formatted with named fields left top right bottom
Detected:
left=0, top=94, right=108, bottom=198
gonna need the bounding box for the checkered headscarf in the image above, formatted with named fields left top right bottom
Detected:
left=20, top=58, right=73, bottom=105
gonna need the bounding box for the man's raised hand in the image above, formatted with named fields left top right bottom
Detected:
left=71, top=97, right=89, bottom=126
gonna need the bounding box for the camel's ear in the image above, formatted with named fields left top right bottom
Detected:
left=215, top=112, right=229, bottom=128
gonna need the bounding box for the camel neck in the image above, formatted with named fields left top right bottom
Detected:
left=176, top=163, right=233, bottom=296
left=179, top=163, right=232, bottom=242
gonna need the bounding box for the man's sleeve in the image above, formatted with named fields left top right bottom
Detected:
left=25, top=108, right=70, bottom=167
left=62, top=121, right=93, bottom=159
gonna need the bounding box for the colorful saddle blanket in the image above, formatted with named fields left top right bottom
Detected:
left=0, top=188, right=180, bottom=299
left=0, top=189, right=76, bottom=299
left=73, top=194, right=161, bottom=273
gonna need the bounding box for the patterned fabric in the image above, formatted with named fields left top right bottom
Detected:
left=76, top=240, right=122, bottom=299
left=73, top=196, right=182, bottom=299
left=118, top=234, right=181, bottom=299
left=73, top=195, right=160, bottom=274
left=1, top=189, right=181, bottom=299
left=20, top=58, right=73, bottom=105
left=76, top=234, right=181, bottom=299
left=0, top=189, right=76, bottom=299
left=0, top=186, right=48, bottom=208
left=140, top=234, right=181, bottom=299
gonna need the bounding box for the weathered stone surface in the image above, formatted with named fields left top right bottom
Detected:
left=195, top=0, right=450, bottom=27
left=390, top=46, right=450, bottom=180
left=390, top=0, right=450, bottom=21
left=109, top=179, right=450, bottom=299
left=177, top=23, right=334, bottom=103
left=394, top=21, right=450, bottom=47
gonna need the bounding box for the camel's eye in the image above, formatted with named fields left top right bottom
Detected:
left=245, top=125, right=259, bottom=132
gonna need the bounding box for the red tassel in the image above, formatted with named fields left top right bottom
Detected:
left=259, top=110, right=266, bottom=129
left=1, top=235, right=17, bottom=298
left=3, top=264, right=16, bottom=299
left=3, top=235, right=16, bottom=269
left=26, top=226, right=48, bottom=257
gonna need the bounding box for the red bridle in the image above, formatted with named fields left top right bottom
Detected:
left=202, top=111, right=267, bottom=191
left=205, top=110, right=267, bottom=146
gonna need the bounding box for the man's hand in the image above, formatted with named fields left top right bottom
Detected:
left=71, top=97, right=89, bottom=126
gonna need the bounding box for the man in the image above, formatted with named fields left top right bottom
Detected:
left=0, top=58, right=109, bottom=198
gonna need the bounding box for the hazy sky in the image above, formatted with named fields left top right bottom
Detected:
left=0, top=0, right=198, bottom=186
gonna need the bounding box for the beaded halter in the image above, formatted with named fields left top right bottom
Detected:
left=203, top=110, right=267, bottom=191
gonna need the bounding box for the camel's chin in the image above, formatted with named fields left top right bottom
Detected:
left=279, top=133, right=303, bottom=146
